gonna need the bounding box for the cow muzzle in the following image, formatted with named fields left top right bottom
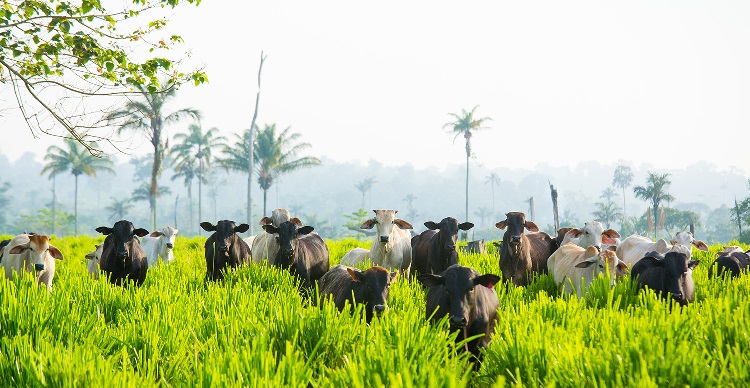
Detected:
left=510, top=236, right=521, bottom=244
left=218, top=246, right=229, bottom=253
left=373, top=304, right=387, bottom=316
left=34, top=263, right=45, bottom=272
left=449, top=316, right=467, bottom=329
left=380, top=236, right=389, bottom=243
left=166, top=243, right=174, bottom=249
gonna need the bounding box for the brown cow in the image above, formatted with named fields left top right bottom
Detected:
left=496, top=212, right=555, bottom=286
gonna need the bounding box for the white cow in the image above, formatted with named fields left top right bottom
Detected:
left=141, top=226, right=179, bottom=267
left=340, top=210, right=413, bottom=277
left=1, top=234, right=64, bottom=291
left=339, top=247, right=371, bottom=267
left=617, top=231, right=708, bottom=267
left=562, top=221, right=621, bottom=251
left=547, top=244, right=628, bottom=296
left=251, top=208, right=297, bottom=264
left=85, top=244, right=103, bottom=280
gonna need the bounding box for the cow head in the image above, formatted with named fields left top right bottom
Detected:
left=150, top=226, right=179, bottom=251
left=425, top=217, right=474, bottom=253
left=565, top=221, right=620, bottom=251
left=670, top=231, right=709, bottom=257
left=347, top=266, right=398, bottom=322
left=262, top=221, right=314, bottom=268
left=85, top=244, right=103, bottom=264
left=418, top=265, right=500, bottom=331
left=201, top=220, right=249, bottom=255
left=644, top=251, right=700, bottom=306
left=496, top=212, right=538, bottom=255
left=96, top=220, right=149, bottom=263
left=361, top=210, right=413, bottom=244
left=574, top=246, right=628, bottom=286
left=9, top=234, right=63, bottom=272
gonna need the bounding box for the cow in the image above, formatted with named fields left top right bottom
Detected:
left=461, top=239, right=487, bottom=255
left=547, top=244, right=628, bottom=296
left=495, top=212, right=555, bottom=286
left=318, top=264, right=398, bottom=323
left=411, top=217, right=473, bottom=277
left=262, top=220, right=329, bottom=289
left=418, top=264, right=500, bottom=367
left=250, top=208, right=298, bottom=264
left=630, top=251, right=699, bottom=307
left=85, top=243, right=103, bottom=280
left=340, top=210, right=413, bottom=277
left=141, top=226, right=179, bottom=267
left=617, top=231, right=708, bottom=267
left=201, top=220, right=251, bottom=281
left=1, top=234, right=64, bottom=291
left=96, top=220, right=150, bottom=286
left=708, top=249, right=750, bottom=279
left=562, top=221, right=621, bottom=252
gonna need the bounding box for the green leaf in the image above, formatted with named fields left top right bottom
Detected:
left=106, top=62, right=114, bottom=72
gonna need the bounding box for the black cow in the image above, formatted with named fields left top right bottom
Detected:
left=496, top=212, right=555, bottom=286
left=631, top=251, right=699, bottom=306
left=95, top=220, right=149, bottom=286
left=708, top=250, right=750, bottom=279
left=319, top=264, right=397, bottom=323
left=418, top=264, right=501, bottom=367
left=262, top=221, right=329, bottom=288
left=411, top=217, right=473, bottom=277
left=200, top=220, right=251, bottom=281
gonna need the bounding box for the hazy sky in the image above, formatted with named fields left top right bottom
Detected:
left=2, top=1, right=749, bottom=176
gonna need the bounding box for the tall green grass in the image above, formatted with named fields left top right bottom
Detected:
left=0, top=236, right=748, bottom=387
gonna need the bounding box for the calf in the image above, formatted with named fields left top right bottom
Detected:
left=318, top=265, right=397, bottom=323
left=496, top=212, right=555, bottom=286
left=708, top=249, right=750, bottom=279
left=85, top=244, right=103, bottom=280
left=141, top=226, right=179, bottom=267
left=1, top=234, right=64, bottom=290
left=262, top=221, right=329, bottom=288
left=411, top=217, right=473, bottom=276
left=418, top=265, right=500, bottom=366
left=201, top=220, right=251, bottom=281
left=251, top=208, right=299, bottom=264
left=547, top=244, right=628, bottom=295
left=96, top=220, right=150, bottom=286
left=341, top=210, right=413, bottom=276
left=631, top=251, right=699, bottom=306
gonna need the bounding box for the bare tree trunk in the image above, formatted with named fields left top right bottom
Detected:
left=527, top=196, right=535, bottom=222
left=464, top=151, right=469, bottom=241
left=549, top=181, right=559, bottom=232
left=735, top=198, right=743, bottom=237
left=174, top=195, right=179, bottom=229
left=51, top=176, right=56, bottom=236
left=198, top=153, right=203, bottom=236
left=74, top=174, right=79, bottom=236
left=247, top=51, right=267, bottom=234
left=263, top=188, right=268, bottom=217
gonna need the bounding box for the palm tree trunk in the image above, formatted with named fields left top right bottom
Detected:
left=464, top=151, right=469, bottom=241
left=652, top=202, right=659, bottom=240
left=621, top=186, right=627, bottom=218
left=198, top=157, right=203, bottom=235
left=51, top=176, right=56, bottom=236
left=263, top=188, right=268, bottom=217
left=188, top=183, right=193, bottom=234
left=74, top=174, right=79, bottom=236
left=151, top=150, right=159, bottom=231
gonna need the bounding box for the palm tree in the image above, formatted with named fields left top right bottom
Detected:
left=171, top=123, right=226, bottom=228
left=41, top=139, right=114, bottom=235
left=132, top=182, right=172, bottom=215
left=171, top=158, right=197, bottom=231
left=485, top=173, right=501, bottom=218
left=444, top=106, right=491, bottom=239
left=220, top=124, right=321, bottom=216
left=592, top=201, right=623, bottom=229
left=355, top=177, right=377, bottom=210
left=600, top=187, right=618, bottom=203
left=474, top=206, right=492, bottom=229
left=613, top=165, right=633, bottom=218
left=633, top=172, right=675, bottom=239
left=106, top=81, right=201, bottom=230
left=106, top=197, right=134, bottom=221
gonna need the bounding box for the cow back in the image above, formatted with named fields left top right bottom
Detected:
left=319, top=265, right=360, bottom=311
left=411, top=229, right=437, bottom=276
left=526, top=231, right=555, bottom=274
left=294, top=232, right=329, bottom=288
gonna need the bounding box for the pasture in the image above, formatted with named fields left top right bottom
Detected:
left=1, top=235, right=749, bottom=387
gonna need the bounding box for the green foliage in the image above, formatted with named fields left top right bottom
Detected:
left=14, top=208, right=74, bottom=236
left=1, top=236, right=749, bottom=386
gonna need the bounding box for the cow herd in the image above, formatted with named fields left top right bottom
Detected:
left=0, top=208, right=749, bottom=367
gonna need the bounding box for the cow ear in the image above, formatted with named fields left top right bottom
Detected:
left=575, top=259, right=597, bottom=268
left=495, top=220, right=507, bottom=230
left=390, top=271, right=398, bottom=281
left=417, top=274, right=445, bottom=288
left=474, top=274, right=501, bottom=289
left=567, top=229, right=583, bottom=238
left=95, top=227, right=113, bottom=235
left=347, top=267, right=365, bottom=282
left=688, top=260, right=700, bottom=269
left=259, top=217, right=273, bottom=226
left=524, top=221, right=539, bottom=232
left=361, top=219, right=376, bottom=229
left=48, top=245, right=64, bottom=260
left=262, top=224, right=279, bottom=234
left=134, top=228, right=149, bottom=238
left=459, top=222, right=474, bottom=231
left=394, top=219, right=413, bottom=229
left=235, top=223, right=250, bottom=233
left=9, top=243, right=30, bottom=254
left=424, top=221, right=439, bottom=230
left=604, top=229, right=621, bottom=239
left=492, top=242, right=501, bottom=248
left=693, top=240, right=709, bottom=251
left=584, top=246, right=600, bottom=259
left=200, top=222, right=216, bottom=232
left=85, top=251, right=96, bottom=260
left=617, top=262, right=629, bottom=273
left=291, top=218, right=303, bottom=227
left=149, top=231, right=163, bottom=237
left=298, top=226, right=314, bottom=235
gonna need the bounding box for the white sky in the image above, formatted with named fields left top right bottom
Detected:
left=2, top=1, right=749, bottom=175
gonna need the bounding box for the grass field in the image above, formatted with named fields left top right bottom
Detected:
left=1, top=235, right=749, bottom=387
